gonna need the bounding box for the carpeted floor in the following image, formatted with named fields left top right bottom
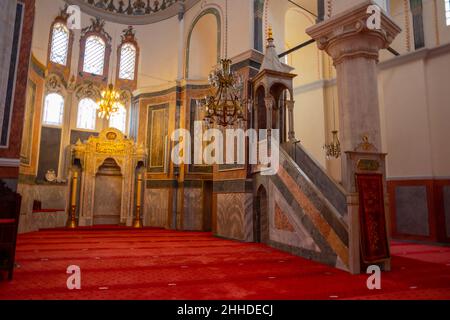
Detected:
left=0, top=229, right=449, bottom=300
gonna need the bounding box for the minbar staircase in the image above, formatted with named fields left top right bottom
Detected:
left=259, top=142, right=350, bottom=271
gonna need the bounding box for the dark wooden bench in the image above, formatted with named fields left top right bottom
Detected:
left=0, top=183, right=21, bottom=281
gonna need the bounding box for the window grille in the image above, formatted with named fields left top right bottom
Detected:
left=83, top=36, right=106, bottom=76
left=119, top=43, right=137, bottom=80
left=49, top=23, right=69, bottom=65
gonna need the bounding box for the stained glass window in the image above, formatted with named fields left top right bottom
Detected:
left=83, top=36, right=106, bottom=76
left=49, top=23, right=69, bottom=66
left=119, top=43, right=137, bottom=80
left=77, top=98, right=97, bottom=130
left=43, top=93, right=64, bottom=126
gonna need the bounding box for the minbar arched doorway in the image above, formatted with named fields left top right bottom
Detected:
left=254, top=186, right=269, bottom=243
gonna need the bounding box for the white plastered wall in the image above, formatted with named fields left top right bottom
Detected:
left=379, top=46, right=450, bottom=179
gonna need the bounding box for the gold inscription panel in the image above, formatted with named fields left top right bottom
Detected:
left=96, top=142, right=126, bottom=155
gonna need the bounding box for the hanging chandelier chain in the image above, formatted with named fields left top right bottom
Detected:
left=225, top=0, right=228, bottom=58
left=332, top=86, right=336, bottom=130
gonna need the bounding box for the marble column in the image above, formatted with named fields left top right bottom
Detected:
left=286, top=100, right=296, bottom=142
left=264, top=96, right=274, bottom=132
left=307, top=1, right=401, bottom=274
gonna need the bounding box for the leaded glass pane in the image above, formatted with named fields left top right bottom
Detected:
left=119, top=43, right=136, bottom=80
left=83, top=36, right=106, bottom=76
left=50, top=23, right=69, bottom=66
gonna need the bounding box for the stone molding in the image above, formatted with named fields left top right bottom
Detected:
left=307, top=0, right=401, bottom=65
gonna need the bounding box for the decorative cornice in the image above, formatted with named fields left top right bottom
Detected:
left=306, top=1, right=402, bottom=65
left=121, top=25, right=137, bottom=43
left=378, top=42, right=450, bottom=70
left=65, top=0, right=200, bottom=25
left=81, top=17, right=112, bottom=44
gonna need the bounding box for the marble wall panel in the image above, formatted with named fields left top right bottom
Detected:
left=37, top=127, right=62, bottom=181
left=269, top=180, right=321, bottom=253
left=183, top=188, right=203, bottom=231
left=17, top=183, right=68, bottom=233
left=444, top=186, right=450, bottom=238
left=395, top=185, right=430, bottom=236
left=93, top=175, right=122, bottom=225
left=217, top=193, right=249, bottom=241
left=243, top=193, right=253, bottom=242
left=144, top=188, right=169, bottom=228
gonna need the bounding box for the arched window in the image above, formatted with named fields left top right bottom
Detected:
left=446, top=0, right=450, bottom=26
left=49, top=23, right=70, bottom=66
left=254, top=0, right=264, bottom=52
left=119, top=43, right=137, bottom=80
left=83, top=35, right=106, bottom=76
left=43, top=93, right=64, bottom=126
left=77, top=98, right=97, bottom=130
left=109, top=104, right=127, bottom=133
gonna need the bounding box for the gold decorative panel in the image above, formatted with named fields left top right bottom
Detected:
left=20, top=80, right=36, bottom=166
left=147, top=104, right=168, bottom=173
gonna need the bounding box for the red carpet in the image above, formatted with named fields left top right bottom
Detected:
left=0, top=229, right=449, bottom=300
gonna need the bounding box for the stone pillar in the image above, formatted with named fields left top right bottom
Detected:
left=286, top=100, right=295, bottom=142
left=307, top=0, right=400, bottom=191
left=317, top=0, right=325, bottom=22
left=307, top=1, right=401, bottom=274
left=0, top=0, right=16, bottom=129
left=264, top=96, right=274, bottom=131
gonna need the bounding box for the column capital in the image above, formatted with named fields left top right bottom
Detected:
left=264, top=97, right=274, bottom=111
left=306, top=1, right=401, bottom=65
left=286, top=100, right=295, bottom=111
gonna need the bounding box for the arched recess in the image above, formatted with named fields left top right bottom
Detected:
left=270, top=83, right=292, bottom=143
left=254, top=185, right=269, bottom=243
left=253, top=0, right=265, bottom=52
left=255, top=85, right=267, bottom=131
left=185, top=8, right=221, bottom=79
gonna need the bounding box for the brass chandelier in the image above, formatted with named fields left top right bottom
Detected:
left=324, top=130, right=341, bottom=159
left=97, top=83, right=121, bottom=120
left=200, top=59, right=245, bottom=128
